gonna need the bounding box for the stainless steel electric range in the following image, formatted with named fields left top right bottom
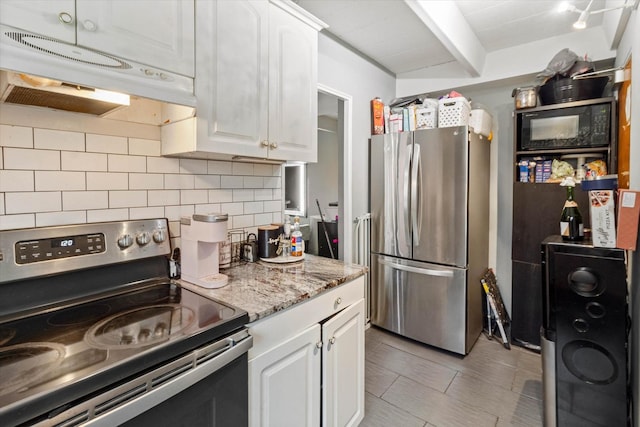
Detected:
left=0, top=218, right=251, bottom=427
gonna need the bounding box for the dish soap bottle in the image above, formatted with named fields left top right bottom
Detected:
left=560, top=177, right=584, bottom=241
left=291, top=216, right=303, bottom=256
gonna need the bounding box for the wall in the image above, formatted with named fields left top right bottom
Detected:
left=615, top=7, right=639, bottom=426
left=0, top=104, right=283, bottom=249
left=317, top=33, right=396, bottom=231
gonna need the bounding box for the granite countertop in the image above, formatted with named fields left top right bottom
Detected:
left=179, top=254, right=367, bottom=322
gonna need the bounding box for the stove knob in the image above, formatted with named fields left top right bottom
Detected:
left=120, top=334, right=134, bottom=345
left=152, top=229, right=166, bottom=243
left=117, top=234, right=134, bottom=249
left=136, top=232, right=150, bottom=246
left=138, top=328, right=152, bottom=342
left=154, top=322, right=167, bottom=337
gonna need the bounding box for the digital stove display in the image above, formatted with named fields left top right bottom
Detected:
left=15, top=233, right=105, bottom=264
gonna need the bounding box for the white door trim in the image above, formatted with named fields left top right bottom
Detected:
left=317, top=83, right=353, bottom=263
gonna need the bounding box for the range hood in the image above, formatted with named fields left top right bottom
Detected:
left=0, top=71, right=130, bottom=116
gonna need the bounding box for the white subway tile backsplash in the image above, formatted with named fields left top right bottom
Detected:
left=254, top=189, right=273, bottom=201
left=130, top=207, right=165, bottom=220
left=109, top=190, right=147, bottom=208
left=233, top=214, right=254, bottom=228
left=148, top=190, right=180, bottom=206
left=87, top=208, right=129, bottom=223
left=232, top=162, right=254, bottom=176
left=62, top=151, right=107, bottom=171
left=233, top=189, right=254, bottom=202
left=264, top=177, right=281, bottom=189
left=244, top=201, right=264, bottom=214
left=165, top=205, right=194, bottom=222
left=254, top=213, right=273, bottom=226
left=0, top=125, right=33, bottom=148
left=1, top=121, right=286, bottom=233
left=194, top=204, right=221, bottom=214
left=0, top=170, right=34, bottom=191
left=0, top=214, right=34, bottom=230
left=35, top=129, right=84, bottom=152
left=63, top=191, right=108, bottom=210
left=86, top=134, right=128, bottom=154
left=165, top=174, right=194, bottom=190
left=244, top=176, right=264, bottom=188
left=220, top=175, right=243, bottom=188
left=208, top=161, right=232, bottom=175
left=5, top=148, right=60, bottom=170
left=35, top=171, right=85, bottom=191
left=148, top=157, right=180, bottom=174
left=195, top=174, right=220, bottom=189
left=6, top=192, right=61, bottom=214
left=129, top=173, right=163, bottom=190
left=264, top=200, right=282, bottom=212
left=180, top=159, right=208, bottom=174
left=87, top=172, right=128, bottom=190
left=208, top=189, right=233, bottom=203
left=36, top=210, right=86, bottom=227
left=108, top=154, right=146, bottom=172
left=181, top=189, right=208, bottom=205
left=253, top=164, right=273, bottom=176
left=129, top=138, right=161, bottom=156
left=272, top=211, right=283, bottom=223
left=220, top=202, right=243, bottom=216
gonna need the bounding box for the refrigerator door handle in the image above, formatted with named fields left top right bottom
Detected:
left=411, top=143, right=422, bottom=245
left=403, top=147, right=412, bottom=245
left=378, top=257, right=454, bottom=278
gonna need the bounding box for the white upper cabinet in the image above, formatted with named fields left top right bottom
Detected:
left=0, top=0, right=195, bottom=77
left=0, top=1, right=76, bottom=43
left=162, top=0, right=325, bottom=163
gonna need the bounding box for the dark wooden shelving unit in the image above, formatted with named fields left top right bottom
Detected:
left=511, top=97, right=617, bottom=351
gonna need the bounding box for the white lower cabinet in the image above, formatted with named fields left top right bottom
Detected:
left=248, top=277, right=365, bottom=427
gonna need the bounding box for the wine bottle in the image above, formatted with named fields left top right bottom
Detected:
left=560, top=183, right=584, bottom=241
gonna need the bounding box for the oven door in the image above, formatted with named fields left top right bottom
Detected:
left=39, top=329, right=252, bottom=427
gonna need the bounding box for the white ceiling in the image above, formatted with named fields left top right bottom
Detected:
left=295, top=0, right=615, bottom=76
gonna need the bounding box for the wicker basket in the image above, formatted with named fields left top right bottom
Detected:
left=438, top=97, right=470, bottom=128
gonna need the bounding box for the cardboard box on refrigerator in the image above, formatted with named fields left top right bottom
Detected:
left=589, top=190, right=616, bottom=248
left=616, top=190, right=640, bottom=250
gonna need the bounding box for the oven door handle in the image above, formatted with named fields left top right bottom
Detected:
left=49, top=329, right=253, bottom=427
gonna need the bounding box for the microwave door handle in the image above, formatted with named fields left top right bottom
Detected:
left=411, top=144, right=422, bottom=246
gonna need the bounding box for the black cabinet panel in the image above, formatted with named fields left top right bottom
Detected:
left=511, top=260, right=543, bottom=348
left=512, top=182, right=591, bottom=264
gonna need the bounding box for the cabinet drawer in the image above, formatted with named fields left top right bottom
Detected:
left=248, top=276, right=364, bottom=359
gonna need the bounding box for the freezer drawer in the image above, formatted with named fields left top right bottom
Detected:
left=370, top=254, right=469, bottom=355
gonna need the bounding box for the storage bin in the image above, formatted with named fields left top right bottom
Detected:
left=438, top=97, right=470, bottom=128
left=416, top=107, right=437, bottom=129
left=469, top=109, right=492, bottom=137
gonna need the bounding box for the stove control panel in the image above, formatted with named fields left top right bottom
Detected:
left=16, top=233, right=106, bottom=264
left=0, top=218, right=171, bottom=283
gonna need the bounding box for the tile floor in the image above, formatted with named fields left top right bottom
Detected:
left=361, top=326, right=543, bottom=427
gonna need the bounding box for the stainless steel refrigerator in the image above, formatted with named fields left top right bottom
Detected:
left=369, top=126, right=490, bottom=355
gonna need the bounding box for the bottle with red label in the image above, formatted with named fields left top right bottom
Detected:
left=291, top=216, right=303, bottom=256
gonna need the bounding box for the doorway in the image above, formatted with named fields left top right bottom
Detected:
left=307, top=85, right=352, bottom=262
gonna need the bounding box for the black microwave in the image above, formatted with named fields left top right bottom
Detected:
left=518, top=101, right=611, bottom=150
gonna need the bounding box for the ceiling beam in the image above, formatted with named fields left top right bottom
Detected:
left=403, top=0, right=486, bottom=77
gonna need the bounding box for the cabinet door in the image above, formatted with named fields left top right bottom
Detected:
left=249, top=323, right=321, bottom=427
left=268, top=3, right=318, bottom=162
left=0, top=0, right=75, bottom=43
left=194, top=0, right=269, bottom=158
left=75, top=0, right=195, bottom=77
left=322, top=299, right=365, bottom=427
